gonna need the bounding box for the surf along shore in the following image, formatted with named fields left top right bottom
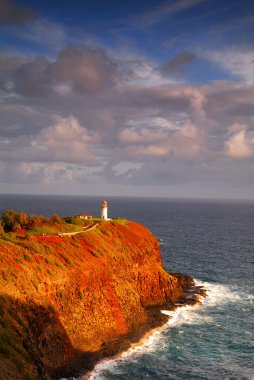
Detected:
left=79, top=282, right=207, bottom=380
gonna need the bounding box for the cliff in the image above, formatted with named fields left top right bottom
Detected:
left=0, top=220, right=195, bottom=379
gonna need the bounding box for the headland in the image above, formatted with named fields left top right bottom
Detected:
left=0, top=211, right=205, bottom=379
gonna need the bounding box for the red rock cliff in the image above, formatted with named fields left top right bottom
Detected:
left=0, top=220, right=193, bottom=379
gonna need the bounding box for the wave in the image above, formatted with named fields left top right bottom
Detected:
left=73, top=280, right=249, bottom=380
left=158, top=238, right=166, bottom=246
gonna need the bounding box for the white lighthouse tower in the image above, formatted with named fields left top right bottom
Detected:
left=101, top=200, right=108, bottom=220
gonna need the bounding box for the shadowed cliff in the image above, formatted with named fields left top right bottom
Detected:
left=0, top=220, right=194, bottom=379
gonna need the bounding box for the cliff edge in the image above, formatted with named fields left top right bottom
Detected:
left=0, top=220, right=195, bottom=379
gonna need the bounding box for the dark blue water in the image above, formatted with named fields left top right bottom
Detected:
left=0, top=195, right=253, bottom=380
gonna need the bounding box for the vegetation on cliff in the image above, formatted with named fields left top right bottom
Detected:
left=0, top=213, right=194, bottom=379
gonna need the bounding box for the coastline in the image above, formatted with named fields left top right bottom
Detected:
left=59, top=279, right=207, bottom=380
left=0, top=218, right=207, bottom=380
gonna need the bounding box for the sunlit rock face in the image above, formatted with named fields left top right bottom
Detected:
left=0, top=220, right=193, bottom=379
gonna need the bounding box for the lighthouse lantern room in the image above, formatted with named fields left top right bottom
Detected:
left=101, top=200, right=108, bottom=220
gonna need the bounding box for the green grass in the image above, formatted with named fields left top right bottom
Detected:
left=27, top=223, right=84, bottom=236
left=113, top=218, right=128, bottom=225
left=0, top=233, right=17, bottom=243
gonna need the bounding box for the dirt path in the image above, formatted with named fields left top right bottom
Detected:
left=58, top=222, right=99, bottom=237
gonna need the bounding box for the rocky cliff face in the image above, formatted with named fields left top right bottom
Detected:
left=0, top=220, right=194, bottom=379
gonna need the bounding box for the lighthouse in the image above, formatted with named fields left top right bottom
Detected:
left=101, top=200, right=108, bottom=220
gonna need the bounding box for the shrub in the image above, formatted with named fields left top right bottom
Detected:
left=64, top=216, right=83, bottom=226
left=58, top=289, right=65, bottom=299
left=55, top=261, right=65, bottom=270
left=61, top=254, right=72, bottom=266
left=17, top=212, right=28, bottom=227
left=0, top=210, right=20, bottom=232
left=78, top=289, right=85, bottom=300
left=50, top=214, right=64, bottom=225
left=2, top=272, right=9, bottom=282
left=23, top=253, right=32, bottom=262
left=28, top=214, right=49, bottom=227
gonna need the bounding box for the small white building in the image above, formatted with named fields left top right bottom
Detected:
left=101, top=200, right=110, bottom=220
left=79, top=214, right=93, bottom=220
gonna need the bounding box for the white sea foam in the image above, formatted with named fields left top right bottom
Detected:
left=75, top=280, right=247, bottom=380
left=197, top=280, right=246, bottom=308
left=158, top=239, right=166, bottom=245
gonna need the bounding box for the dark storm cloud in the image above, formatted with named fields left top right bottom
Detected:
left=0, top=0, right=36, bottom=26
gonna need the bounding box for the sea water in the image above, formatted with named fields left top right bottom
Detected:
left=0, top=195, right=253, bottom=379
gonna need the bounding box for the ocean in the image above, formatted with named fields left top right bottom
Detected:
left=0, top=194, right=253, bottom=380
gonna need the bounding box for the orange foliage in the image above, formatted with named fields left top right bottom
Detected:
left=0, top=220, right=193, bottom=379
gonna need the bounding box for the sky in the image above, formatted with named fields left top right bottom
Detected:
left=0, top=0, right=254, bottom=199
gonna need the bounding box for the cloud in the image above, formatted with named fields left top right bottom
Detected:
left=0, top=115, right=96, bottom=164
left=118, top=120, right=206, bottom=159
left=0, top=45, right=254, bottom=196
left=0, top=161, right=76, bottom=185
left=0, top=52, right=29, bottom=91
left=202, top=48, right=254, bottom=84
left=49, top=45, right=117, bottom=93
left=14, top=55, right=51, bottom=96
left=224, top=124, right=254, bottom=158
left=20, top=19, right=67, bottom=49
left=10, top=44, right=117, bottom=96
left=0, top=0, right=36, bottom=26
left=119, top=127, right=168, bottom=145
left=161, top=52, right=196, bottom=77
left=130, top=0, right=207, bottom=29
left=0, top=52, right=29, bottom=73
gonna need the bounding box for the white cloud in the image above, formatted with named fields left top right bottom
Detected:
left=21, top=19, right=67, bottom=48
left=112, top=161, right=143, bottom=175
left=151, top=117, right=181, bottom=130
left=130, top=0, right=206, bottom=29
left=202, top=48, right=254, bottom=84
left=224, top=124, right=254, bottom=158
left=0, top=115, right=96, bottom=164
left=118, top=120, right=206, bottom=159
left=118, top=127, right=168, bottom=145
